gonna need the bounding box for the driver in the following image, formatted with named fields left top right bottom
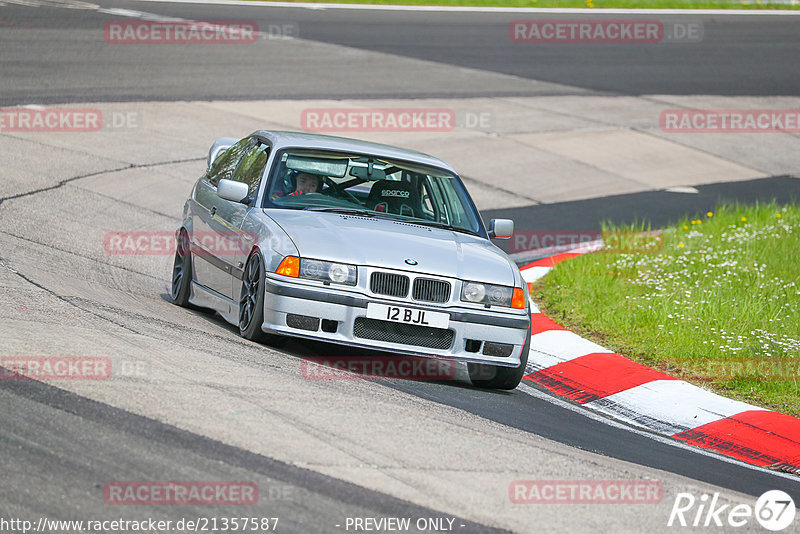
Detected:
left=295, top=172, right=322, bottom=195
left=272, top=171, right=322, bottom=200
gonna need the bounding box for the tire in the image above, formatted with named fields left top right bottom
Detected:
left=468, top=329, right=531, bottom=390
left=171, top=229, right=193, bottom=307
left=238, top=251, right=285, bottom=346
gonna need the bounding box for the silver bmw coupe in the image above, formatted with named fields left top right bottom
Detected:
left=172, top=131, right=531, bottom=389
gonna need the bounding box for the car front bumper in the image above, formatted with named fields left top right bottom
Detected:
left=261, top=275, right=530, bottom=367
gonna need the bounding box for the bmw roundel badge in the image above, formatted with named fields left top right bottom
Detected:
left=405, top=258, right=418, bottom=266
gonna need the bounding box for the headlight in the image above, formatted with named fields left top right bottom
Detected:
left=462, top=282, right=487, bottom=303
left=300, top=258, right=357, bottom=286
left=461, top=282, right=525, bottom=309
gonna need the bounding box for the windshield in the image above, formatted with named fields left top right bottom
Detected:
left=263, top=149, right=484, bottom=236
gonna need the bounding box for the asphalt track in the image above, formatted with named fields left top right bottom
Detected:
left=0, top=374, right=505, bottom=533
left=1, top=1, right=800, bottom=532
left=1, top=0, right=799, bottom=104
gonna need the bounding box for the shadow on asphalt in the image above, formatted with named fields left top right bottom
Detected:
left=485, top=175, right=800, bottom=255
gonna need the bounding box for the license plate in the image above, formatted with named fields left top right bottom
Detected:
left=366, top=303, right=449, bottom=329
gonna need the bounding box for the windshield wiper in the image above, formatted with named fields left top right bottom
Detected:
left=303, top=207, right=376, bottom=216
left=413, top=220, right=480, bottom=236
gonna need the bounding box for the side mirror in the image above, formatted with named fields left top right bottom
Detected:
left=488, top=218, right=514, bottom=239
left=217, top=179, right=250, bottom=203
left=207, top=137, right=239, bottom=168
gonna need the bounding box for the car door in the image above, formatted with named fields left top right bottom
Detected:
left=192, top=136, right=255, bottom=298
left=220, top=140, right=271, bottom=299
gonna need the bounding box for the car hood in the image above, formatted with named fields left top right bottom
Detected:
left=264, top=210, right=516, bottom=285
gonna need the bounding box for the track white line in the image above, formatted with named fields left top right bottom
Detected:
left=586, top=379, right=767, bottom=435
left=123, top=0, right=800, bottom=16
left=521, top=266, right=551, bottom=285
left=527, top=329, right=614, bottom=367
left=516, top=381, right=799, bottom=482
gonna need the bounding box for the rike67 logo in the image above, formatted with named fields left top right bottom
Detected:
left=668, top=490, right=796, bottom=531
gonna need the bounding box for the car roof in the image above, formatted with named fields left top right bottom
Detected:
left=252, top=130, right=457, bottom=174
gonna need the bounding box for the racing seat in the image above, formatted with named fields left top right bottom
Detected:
left=366, top=180, right=422, bottom=218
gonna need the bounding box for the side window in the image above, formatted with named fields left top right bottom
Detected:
left=207, top=137, right=256, bottom=187
left=428, top=177, right=451, bottom=224
left=439, top=182, right=467, bottom=226
left=232, top=142, right=270, bottom=197
left=418, top=176, right=436, bottom=220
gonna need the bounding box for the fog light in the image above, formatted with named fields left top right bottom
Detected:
left=286, top=314, right=320, bottom=331
left=483, top=342, right=514, bottom=357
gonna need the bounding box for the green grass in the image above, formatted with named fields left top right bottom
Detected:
left=534, top=203, right=800, bottom=416
left=246, top=0, right=800, bottom=10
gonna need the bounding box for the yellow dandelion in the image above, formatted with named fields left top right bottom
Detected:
left=707, top=211, right=713, bottom=217
left=678, top=242, right=685, bottom=248
left=683, top=225, right=689, bottom=230
left=777, top=213, right=782, bottom=218
left=741, top=217, right=747, bottom=222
